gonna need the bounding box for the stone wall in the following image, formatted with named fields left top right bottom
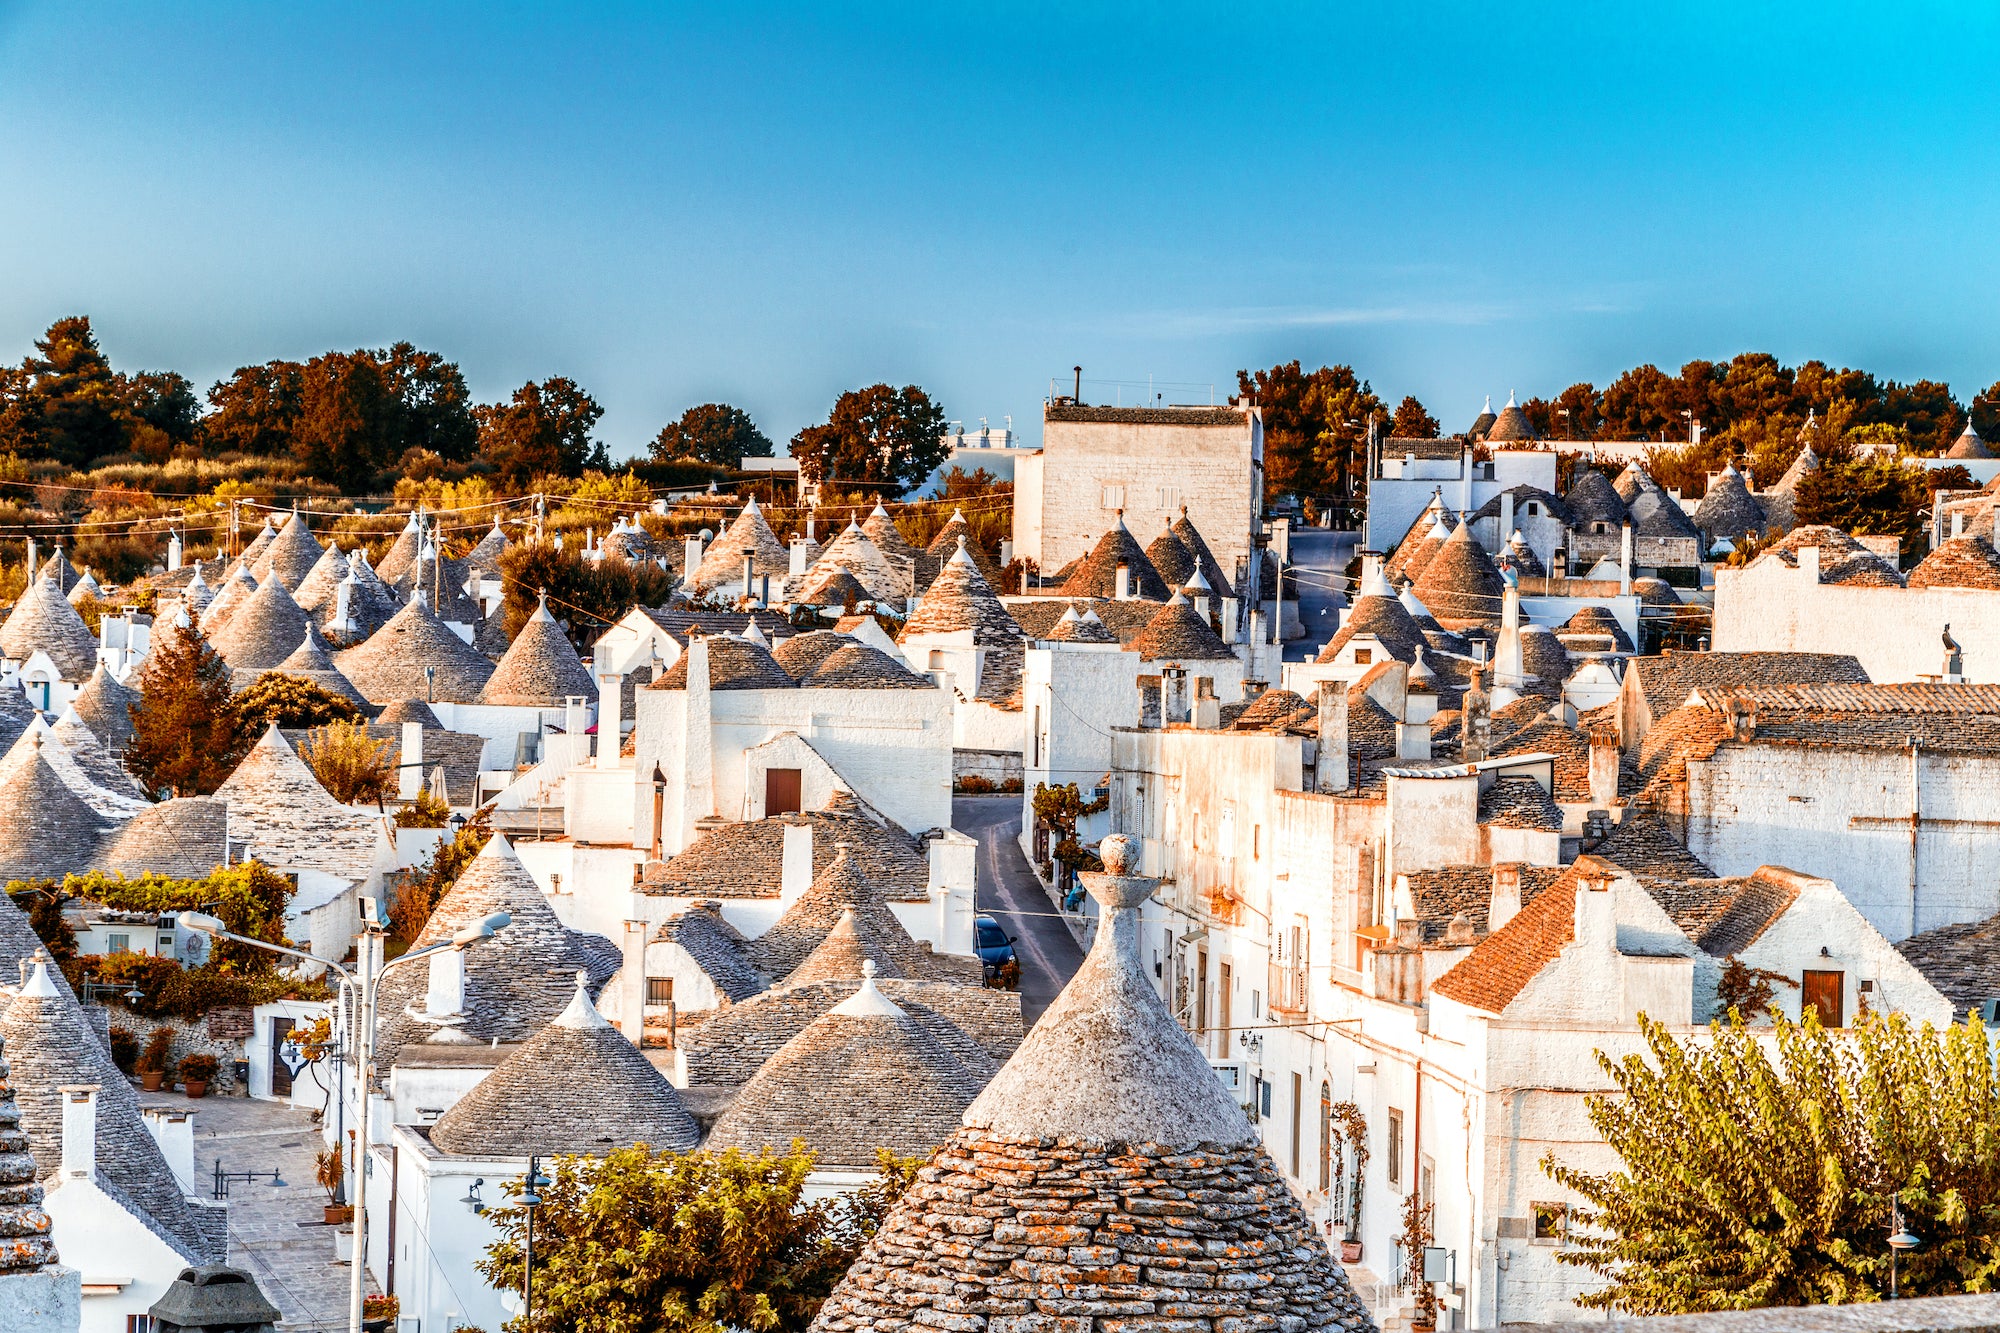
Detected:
left=98, top=1008, right=252, bottom=1095
left=1508, top=1292, right=2000, bottom=1333
left=954, top=747, right=1022, bottom=787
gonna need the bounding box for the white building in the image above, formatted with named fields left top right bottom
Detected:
left=1014, top=403, right=1263, bottom=587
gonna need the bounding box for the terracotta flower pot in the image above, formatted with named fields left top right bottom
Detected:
left=184, top=1080, right=209, bottom=1099
left=141, top=1070, right=164, bottom=1092
left=1340, top=1240, right=1363, bottom=1264
left=324, top=1204, right=354, bottom=1226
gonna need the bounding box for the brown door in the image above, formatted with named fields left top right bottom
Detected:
left=764, top=768, right=803, bottom=816
left=1218, top=961, right=1233, bottom=1044
left=1802, top=970, right=1844, bottom=1028
left=270, top=1017, right=295, bottom=1096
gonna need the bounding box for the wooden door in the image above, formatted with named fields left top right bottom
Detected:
left=270, top=1017, right=295, bottom=1096
left=1802, top=970, right=1844, bottom=1028
left=764, top=768, right=803, bottom=816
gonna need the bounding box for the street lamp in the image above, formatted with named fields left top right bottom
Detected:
left=177, top=905, right=511, bottom=1333
left=1888, top=1199, right=1921, bottom=1299
left=521, top=1156, right=552, bottom=1324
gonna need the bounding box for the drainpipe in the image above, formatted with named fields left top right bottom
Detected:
left=1909, top=741, right=1921, bottom=939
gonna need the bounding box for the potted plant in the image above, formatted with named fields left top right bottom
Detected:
left=1401, top=1190, right=1439, bottom=1333
left=108, top=1026, right=139, bottom=1075
left=1331, top=1101, right=1369, bottom=1264
left=179, top=1052, right=218, bottom=1098
left=136, top=1029, right=175, bottom=1092
left=317, top=1145, right=352, bottom=1225
left=361, top=1293, right=398, bottom=1332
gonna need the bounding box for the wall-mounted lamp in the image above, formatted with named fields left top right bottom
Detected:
left=462, top=1178, right=486, bottom=1214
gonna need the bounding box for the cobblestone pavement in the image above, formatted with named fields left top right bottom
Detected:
left=139, top=1087, right=366, bottom=1331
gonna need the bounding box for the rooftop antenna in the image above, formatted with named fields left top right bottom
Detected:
left=1074, top=366, right=1082, bottom=405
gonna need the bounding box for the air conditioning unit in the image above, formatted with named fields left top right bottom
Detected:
left=1209, top=1059, right=1247, bottom=1095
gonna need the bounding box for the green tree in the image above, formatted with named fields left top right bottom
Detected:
left=204, top=360, right=305, bottom=457
left=496, top=542, right=680, bottom=644
left=125, top=621, right=249, bottom=797
left=383, top=341, right=478, bottom=463
left=1235, top=361, right=1384, bottom=502
left=1388, top=395, right=1439, bottom=439
left=477, top=377, right=609, bottom=484
left=1971, top=381, right=2000, bottom=441
left=789, top=384, right=948, bottom=493
left=1546, top=1011, right=2000, bottom=1314
left=652, top=403, right=774, bottom=467
left=233, top=672, right=364, bottom=731
left=476, top=1143, right=915, bottom=1333
left=1794, top=453, right=1929, bottom=551
left=17, top=316, right=128, bottom=466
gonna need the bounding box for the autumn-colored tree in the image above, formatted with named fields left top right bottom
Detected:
left=496, top=542, right=679, bottom=644
left=233, top=672, right=364, bottom=732
left=477, top=377, right=608, bottom=484
left=789, top=384, right=948, bottom=493
left=125, top=621, right=249, bottom=797
left=652, top=403, right=774, bottom=467
left=388, top=820, right=490, bottom=944
left=1546, top=1011, right=2000, bottom=1314
left=298, top=719, right=395, bottom=805
left=1388, top=394, right=1439, bottom=440
left=1235, top=362, right=1385, bottom=503
left=476, top=1143, right=918, bottom=1333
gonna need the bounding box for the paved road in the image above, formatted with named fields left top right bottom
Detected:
left=954, top=794, right=1084, bottom=1024
left=1285, top=527, right=1357, bottom=662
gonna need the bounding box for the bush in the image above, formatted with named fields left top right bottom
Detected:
left=108, top=1026, right=139, bottom=1073
left=40, top=863, right=297, bottom=972
left=955, top=774, right=996, bottom=794
left=62, top=952, right=331, bottom=1023
left=389, top=822, right=490, bottom=945
left=138, top=1028, right=175, bottom=1075
left=234, top=672, right=364, bottom=731
left=394, top=785, right=450, bottom=828
left=299, top=720, right=395, bottom=805
left=178, top=1053, right=218, bottom=1083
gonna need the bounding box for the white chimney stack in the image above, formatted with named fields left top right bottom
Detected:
left=424, top=945, right=466, bottom=1019
left=60, top=1085, right=98, bottom=1181
left=399, top=721, right=424, bottom=800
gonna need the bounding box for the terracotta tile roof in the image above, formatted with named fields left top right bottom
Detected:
left=1908, top=535, right=2000, bottom=590
left=333, top=596, right=497, bottom=704
left=429, top=981, right=700, bottom=1156
left=1478, top=775, right=1564, bottom=830
left=704, top=964, right=992, bottom=1167
left=1412, top=520, right=1507, bottom=626
left=1898, top=912, right=2000, bottom=1017
left=643, top=793, right=933, bottom=902
left=480, top=595, right=597, bottom=706
left=1432, top=862, right=1592, bottom=1012
left=1629, top=651, right=1870, bottom=722
left=1060, top=519, right=1171, bottom=601
left=0, top=577, right=98, bottom=679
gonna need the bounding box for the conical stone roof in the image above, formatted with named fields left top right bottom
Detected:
left=262, top=626, right=369, bottom=708
left=200, top=565, right=258, bottom=636
left=429, top=975, right=699, bottom=1157
left=1909, top=535, right=2000, bottom=590
left=323, top=558, right=402, bottom=643
left=1041, top=604, right=1118, bottom=644
left=0, top=676, right=41, bottom=756
left=333, top=596, right=496, bottom=704
left=0, top=577, right=99, bottom=680
left=292, top=544, right=350, bottom=618
left=464, top=521, right=510, bottom=576
left=236, top=519, right=279, bottom=570
left=4, top=956, right=216, bottom=1263
left=1145, top=520, right=1196, bottom=589
left=209, top=571, right=312, bottom=670
left=180, top=568, right=216, bottom=618
left=1412, top=519, right=1506, bottom=626
left=749, top=843, right=936, bottom=980
left=373, top=835, right=620, bottom=1069
left=66, top=570, right=101, bottom=606
left=1486, top=392, right=1538, bottom=442
left=1562, top=468, right=1629, bottom=527
left=1316, top=571, right=1427, bottom=663
left=480, top=595, right=597, bottom=706
left=810, top=834, right=1373, bottom=1333
left=862, top=505, right=921, bottom=584
left=1131, top=591, right=1232, bottom=661
left=0, top=1017, right=56, bottom=1272
left=690, top=499, right=788, bottom=592
left=1693, top=465, right=1767, bottom=545
left=374, top=517, right=422, bottom=584
left=1946, top=422, right=1993, bottom=461
left=784, top=907, right=907, bottom=987
left=69, top=664, right=137, bottom=754
left=0, top=738, right=113, bottom=879
left=707, top=959, right=986, bottom=1167
left=1061, top=519, right=1171, bottom=601
left=899, top=543, right=1024, bottom=646
left=800, top=522, right=905, bottom=602
left=254, top=511, right=326, bottom=591
left=1469, top=395, right=1498, bottom=438
left=51, top=709, right=147, bottom=800
left=795, top=566, right=871, bottom=609
left=1172, top=509, right=1234, bottom=598
left=1388, top=518, right=1451, bottom=586
left=919, top=508, right=1001, bottom=591
left=37, top=549, right=80, bottom=597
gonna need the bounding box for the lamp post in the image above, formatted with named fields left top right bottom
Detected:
left=178, top=906, right=511, bottom=1333
left=521, top=1156, right=552, bottom=1324
left=1888, top=1199, right=1921, bottom=1299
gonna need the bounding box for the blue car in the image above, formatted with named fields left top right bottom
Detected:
left=974, top=914, right=1017, bottom=976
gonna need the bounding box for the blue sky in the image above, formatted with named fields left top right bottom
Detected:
left=2, top=2, right=1997, bottom=458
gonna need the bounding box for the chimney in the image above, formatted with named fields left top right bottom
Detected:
left=1553, top=546, right=1568, bottom=580
left=1727, top=697, right=1758, bottom=742
left=1583, top=808, right=1612, bottom=841
left=1619, top=521, right=1634, bottom=595
left=1073, top=365, right=1083, bottom=404
left=789, top=537, right=809, bottom=577
left=1115, top=563, right=1131, bottom=600
left=1499, top=491, right=1514, bottom=550
left=741, top=554, right=755, bottom=602
left=167, top=532, right=183, bottom=571
left=60, top=1085, right=98, bottom=1181
left=684, top=532, right=707, bottom=581
left=25, top=539, right=36, bottom=581
left=424, top=945, right=466, bottom=1019
left=1193, top=676, right=1221, bottom=730
left=595, top=644, right=624, bottom=770
left=649, top=763, right=668, bottom=860
left=1395, top=718, right=1429, bottom=761
left=1489, top=864, right=1523, bottom=932
left=1316, top=680, right=1350, bottom=792
left=780, top=822, right=814, bottom=903
left=564, top=693, right=589, bottom=741
left=1798, top=546, right=1821, bottom=584
left=1162, top=664, right=1191, bottom=726
left=1359, top=550, right=1384, bottom=584
left=1589, top=729, right=1621, bottom=809
left=1461, top=666, right=1491, bottom=763
left=1573, top=871, right=1617, bottom=950
left=1953, top=510, right=1965, bottom=539
left=399, top=721, right=424, bottom=800
left=1219, top=597, right=1239, bottom=644
left=620, top=919, right=647, bottom=1045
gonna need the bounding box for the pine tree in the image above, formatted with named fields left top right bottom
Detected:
left=125, top=621, right=249, bottom=796
left=1545, top=1011, right=2000, bottom=1314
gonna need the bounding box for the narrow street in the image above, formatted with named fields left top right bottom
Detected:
left=954, top=794, right=1084, bottom=1024
left=1285, top=526, right=1356, bottom=662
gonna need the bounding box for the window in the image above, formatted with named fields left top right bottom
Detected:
left=1101, top=484, right=1126, bottom=510
left=1290, top=1072, right=1304, bottom=1179
left=1533, top=1202, right=1568, bottom=1241
left=1526, top=501, right=1540, bottom=516
left=646, top=977, right=674, bottom=1006
left=1387, top=1109, right=1404, bottom=1187
left=1353, top=648, right=1372, bottom=664
left=1158, top=485, right=1181, bottom=510
left=764, top=767, right=803, bottom=816
left=1803, top=970, right=1844, bottom=1028
left=1252, top=824, right=1261, bottom=859
left=1593, top=521, right=1609, bottom=534
left=107, top=933, right=130, bottom=955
